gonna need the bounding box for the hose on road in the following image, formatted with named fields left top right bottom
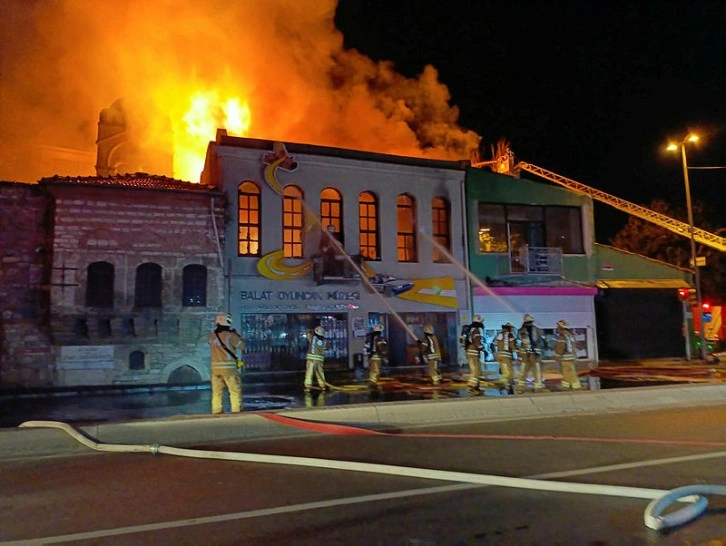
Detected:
left=19, top=419, right=726, bottom=531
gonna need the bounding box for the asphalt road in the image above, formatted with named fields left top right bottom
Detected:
left=2, top=404, right=725, bottom=545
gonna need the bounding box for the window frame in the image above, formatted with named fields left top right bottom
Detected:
left=358, top=191, right=380, bottom=261
left=282, top=185, right=304, bottom=258
left=134, top=262, right=162, bottom=308
left=477, top=202, right=584, bottom=255
left=238, top=181, right=261, bottom=256
left=432, top=196, right=451, bottom=263
left=397, top=193, right=418, bottom=263
left=86, top=261, right=115, bottom=308
left=182, top=264, right=207, bottom=307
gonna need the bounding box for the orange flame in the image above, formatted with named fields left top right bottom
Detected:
left=176, top=91, right=252, bottom=180
left=0, top=1, right=480, bottom=184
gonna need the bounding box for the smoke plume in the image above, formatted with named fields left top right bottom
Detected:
left=0, top=0, right=480, bottom=182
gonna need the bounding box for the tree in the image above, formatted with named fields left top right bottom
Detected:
left=609, top=199, right=725, bottom=303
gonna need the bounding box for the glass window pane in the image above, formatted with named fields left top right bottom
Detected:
left=477, top=203, right=507, bottom=253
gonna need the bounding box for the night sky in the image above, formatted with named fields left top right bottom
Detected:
left=335, top=1, right=726, bottom=242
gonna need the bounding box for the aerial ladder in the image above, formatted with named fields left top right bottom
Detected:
left=473, top=148, right=726, bottom=252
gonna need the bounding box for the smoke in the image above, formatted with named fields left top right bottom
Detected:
left=0, top=0, right=480, bottom=182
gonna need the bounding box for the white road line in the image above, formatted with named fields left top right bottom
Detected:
left=3, top=449, right=724, bottom=544
left=0, top=484, right=480, bottom=545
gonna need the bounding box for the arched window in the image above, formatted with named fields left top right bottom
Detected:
left=283, top=185, right=304, bottom=258
left=432, top=197, right=451, bottom=263
left=134, top=263, right=162, bottom=308
left=86, top=261, right=114, bottom=308
left=182, top=264, right=207, bottom=306
left=129, top=350, right=145, bottom=370
left=397, top=194, right=417, bottom=262
left=320, top=188, right=343, bottom=242
left=238, top=181, right=261, bottom=256
left=358, top=192, right=380, bottom=261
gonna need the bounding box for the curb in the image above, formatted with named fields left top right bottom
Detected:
left=2, top=383, right=724, bottom=461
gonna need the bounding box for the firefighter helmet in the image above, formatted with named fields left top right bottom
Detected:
left=373, top=324, right=384, bottom=332
left=523, top=314, right=535, bottom=323
left=423, top=324, right=434, bottom=335
left=557, top=319, right=569, bottom=329
left=314, top=326, right=324, bottom=337
left=215, top=312, right=233, bottom=327
left=502, top=322, right=513, bottom=330
left=473, top=314, right=483, bottom=323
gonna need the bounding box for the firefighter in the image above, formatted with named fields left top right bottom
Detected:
left=304, top=325, right=327, bottom=393
left=365, top=324, right=388, bottom=388
left=492, top=322, right=516, bottom=391
left=417, top=323, right=442, bottom=385
left=463, top=315, right=485, bottom=393
left=517, top=313, right=544, bottom=389
left=554, top=319, right=581, bottom=389
left=208, top=312, right=245, bottom=414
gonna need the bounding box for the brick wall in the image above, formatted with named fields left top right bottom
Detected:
left=44, top=183, right=226, bottom=387
left=0, top=182, right=54, bottom=387
left=0, top=179, right=228, bottom=389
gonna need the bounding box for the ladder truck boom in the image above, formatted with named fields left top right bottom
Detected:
left=511, top=162, right=726, bottom=252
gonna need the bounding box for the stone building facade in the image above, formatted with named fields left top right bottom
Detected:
left=0, top=182, right=53, bottom=387
left=0, top=175, right=226, bottom=388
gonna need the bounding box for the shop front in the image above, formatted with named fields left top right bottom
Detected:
left=230, top=279, right=461, bottom=374
left=472, top=285, right=599, bottom=363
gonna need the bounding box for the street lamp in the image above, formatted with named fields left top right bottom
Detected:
left=667, top=134, right=707, bottom=360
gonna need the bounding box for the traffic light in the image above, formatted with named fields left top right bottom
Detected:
left=677, top=288, right=697, bottom=305
left=702, top=302, right=712, bottom=322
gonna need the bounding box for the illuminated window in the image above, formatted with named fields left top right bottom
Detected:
left=359, top=192, right=379, bottom=260
left=238, top=181, right=261, bottom=256
left=86, top=261, right=114, bottom=308
left=477, top=203, right=583, bottom=254
left=397, top=194, right=417, bottom=262
left=182, top=264, right=207, bottom=306
left=320, top=187, right=343, bottom=237
left=134, top=262, right=162, bottom=308
left=283, top=186, right=304, bottom=258
left=432, top=197, right=451, bottom=263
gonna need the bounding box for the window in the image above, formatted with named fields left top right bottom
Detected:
left=545, top=206, right=584, bottom=254
left=477, top=203, right=583, bottom=254
left=359, top=191, right=380, bottom=260
left=477, top=204, right=508, bottom=253
left=283, top=186, right=304, bottom=258
left=182, top=264, right=207, bottom=306
left=86, top=261, right=114, bottom=308
left=320, top=188, right=343, bottom=237
left=397, top=194, right=418, bottom=262
left=129, top=350, right=145, bottom=370
left=238, top=181, right=261, bottom=256
left=134, top=263, right=162, bottom=308
left=432, top=197, right=451, bottom=263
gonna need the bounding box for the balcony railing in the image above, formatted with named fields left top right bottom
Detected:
left=510, top=246, right=563, bottom=275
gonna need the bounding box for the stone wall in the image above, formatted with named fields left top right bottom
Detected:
left=44, top=182, right=226, bottom=387
left=0, top=178, right=227, bottom=389
left=0, top=182, right=54, bottom=387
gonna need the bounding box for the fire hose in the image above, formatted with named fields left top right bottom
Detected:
left=19, top=420, right=726, bottom=531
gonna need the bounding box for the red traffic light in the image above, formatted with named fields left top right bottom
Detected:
left=702, top=302, right=711, bottom=311
left=677, top=288, right=689, bottom=301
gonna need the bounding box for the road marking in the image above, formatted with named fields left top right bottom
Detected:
left=7, top=422, right=726, bottom=545
left=0, top=484, right=480, bottom=545
left=531, top=450, right=726, bottom=480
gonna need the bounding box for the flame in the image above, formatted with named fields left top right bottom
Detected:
left=0, top=0, right=481, bottom=184
left=175, top=91, right=252, bottom=180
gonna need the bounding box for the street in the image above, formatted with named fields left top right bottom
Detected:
left=2, top=404, right=725, bottom=544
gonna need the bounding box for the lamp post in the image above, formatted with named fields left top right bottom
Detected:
left=667, top=134, right=707, bottom=360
